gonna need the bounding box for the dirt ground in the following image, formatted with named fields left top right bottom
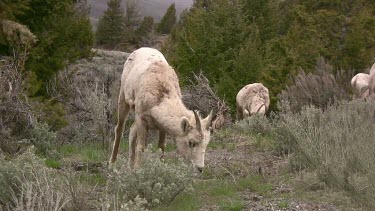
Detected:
left=194, top=136, right=349, bottom=211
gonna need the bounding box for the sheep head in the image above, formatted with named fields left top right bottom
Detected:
left=177, top=110, right=213, bottom=172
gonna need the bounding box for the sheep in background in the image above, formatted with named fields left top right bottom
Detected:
left=236, top=83, right=270, bottom=121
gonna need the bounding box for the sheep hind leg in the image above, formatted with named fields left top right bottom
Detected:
left=134, top=116, right=148, bottom=169
left=236, top=104, right=243, bottom=121
left=109, top=91, right=130, bottom=164
left=158, top=130, right=167, bottom=159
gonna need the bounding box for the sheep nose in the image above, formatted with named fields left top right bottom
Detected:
left=197, top=167, right=203, bottom=173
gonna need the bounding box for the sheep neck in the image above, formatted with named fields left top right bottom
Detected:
left=150, top=98, right=194, bottom=137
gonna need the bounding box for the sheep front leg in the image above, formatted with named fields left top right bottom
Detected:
left=134, top=116, right=147, bottom=169
left=158, top=130, right=167, bottom=159
left=128, top=123, right=137, bottom=168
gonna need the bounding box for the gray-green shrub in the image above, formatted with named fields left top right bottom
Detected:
left=279, top=99, right=375, bottom=207
left=278, top=59, right=352, bottom=113
left=0, top=147, right=107, bottom=210
left=0, top=147, right=69, bottom=210
left=106, top=147, right=193, bottom=208
left=100, top=194, right=148, bottom=211
left=234, top=114, right=273, bottom=136
left=30, top=122, right=57, bottom=157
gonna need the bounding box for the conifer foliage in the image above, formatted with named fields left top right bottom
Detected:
left=95, top=0, right=126, bottom=49
left=1, top=0, right=94, bottom=95
left=164, top=0, right=375, bottom=111
left=157, top=3, right=177, bottom=34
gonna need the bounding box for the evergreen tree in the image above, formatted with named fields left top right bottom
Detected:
left=135, top=16, right=154, bottom=45
left=136, top=16, right=154, bottom=36
left=165, top=0, right=248, bottom=108
left=164, top=0, right=375, bottom=112
left=157, top=3, right=177, bottom=34
left=2, top=0, right=94, bottom=95
left=0, top=0, right=31, bottom=55
left=0, top=0, right=30, bottom=20
left=276, top=0, right=375, bottom=71
left=122, top=0, right=141, bottom=47
left=95, top=0, right=125, bottom=48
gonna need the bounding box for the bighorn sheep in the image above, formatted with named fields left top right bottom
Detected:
left=351, top=73, right=370, bottom=98
left=236, top=83, right=270, bottom=121
left=351, top=63, right=375, bottom=98
left=109, top=47, right=213, bottom=172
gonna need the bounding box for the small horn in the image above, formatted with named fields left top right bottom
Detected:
left=256, top=104, right=265, bottom=113
left=206, top=110, right=213, bottom=130
left=193, top=110, right=201, bottom=131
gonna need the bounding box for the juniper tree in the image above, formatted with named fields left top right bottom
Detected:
left=0, top=0, right=94, bottom=95
left=135, top=16, right=154, bottom=46
left=163, top=0, right=375, bottom=112
left=122, top=0, right=141, bottom=46
left=157, top=3, right=177, bottom=34
left=96, top=0, right=126, bottom=48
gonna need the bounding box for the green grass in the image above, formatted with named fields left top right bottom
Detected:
left=156, top=175, right=272, bottom=211
left=45, top=158, right=62, bottom=169
left=165, top=143, right=176, bottom=152
left=237, top=175, right=273, bottom=196
left=119, top=138, right=129, bottom=151
left=58, top=144, right=80, bottom=156
left=278, top=200, right=289, bottom=209
left=79, top=172, right=106, bottom=186
left=208, top=141, right=226, bottom=150
left=149, top=142, right=177, bottom=153
left=208, top=140, right=237, bottom=151
left=80, top=146, right=106, bottom=162
left=253, top=134, right=276, bottom=152
left=57, top=142, right=108, bottom=163
left=157, top=193, right=201, bottom=211
left=209, top=181, right=238, bottom=197
left=220, top=199, right=245, bottom=211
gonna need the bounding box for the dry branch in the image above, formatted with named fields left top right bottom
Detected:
left=182, top=72, right=231, bottom=130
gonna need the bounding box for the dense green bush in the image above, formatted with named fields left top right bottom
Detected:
left=1, top=0, right=94, bottom=95
left=164, top=0, right=375, bottom=111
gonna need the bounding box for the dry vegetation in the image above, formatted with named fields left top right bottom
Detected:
left=0, top=49, right=373, bottom=210
left=278, top=58, right=354, bottom=113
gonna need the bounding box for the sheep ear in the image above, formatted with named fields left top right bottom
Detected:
left=180, top=117, right=191, bottom=134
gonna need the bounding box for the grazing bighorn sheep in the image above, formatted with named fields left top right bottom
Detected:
left=236, top=83, right=270, bottom=121
left=109, top=47, right=213, bottom=172
left=351, top=73, right=370, bottom=98
left=351, top=63, right=375, bottom=98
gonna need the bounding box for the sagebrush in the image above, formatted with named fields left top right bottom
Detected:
left=278, top=59, right=353, bottom=113
left=280, top=99, right=375, bottom=207
left=106, top=147, right=194, bottom=208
